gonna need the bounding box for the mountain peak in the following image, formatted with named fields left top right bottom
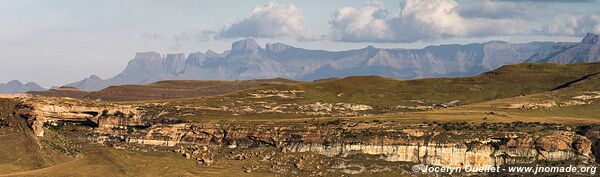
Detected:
left=581, top=33, right=599, bottom=44
left=527, top=32, right=600, bottom=64
left=231, top=39, right=261, bottom=54
left=134, top=51, right=162, bottom=59
left=88, top=75, right=102, bottom=80
left=0, top=80, right=45, bottom=93
left=7, top=80, right=23, bottom=86
left=165, top=53, right=185, bottom=58
left=485, top=40, right=509, bottom=44
left=24, top=82, right=43, bottom=88
left=265, top=43, right=291, bottom=53
left=205, top=49, right=218, bottom=56
left=362, top=45, right=378, bottom=52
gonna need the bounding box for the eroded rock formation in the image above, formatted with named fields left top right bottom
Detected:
left=11, top=96, right=600, bottom=173
left=18, top=97, right=141, bottom=136
left=120, top=121, right=598, bottom=169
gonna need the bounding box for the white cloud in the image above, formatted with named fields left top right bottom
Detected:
left=216, top=2, right=320, bottom=41
left=144, top=0, right=600, bottom=44
left=542, top=15, right=600, bottom=35
left=493, top=0, right=595, bottom=3
left=459, top=0, right=540, bottom=19
left=329, top=0, right=531, bottom=42
left=329, top=1, right=394, bottom=42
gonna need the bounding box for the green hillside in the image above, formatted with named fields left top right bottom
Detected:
left=189, top=62, right=600, bottom=108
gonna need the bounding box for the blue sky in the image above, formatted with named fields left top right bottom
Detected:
left=1, top=0, right=599, bottom=87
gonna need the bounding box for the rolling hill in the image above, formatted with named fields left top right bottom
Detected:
left=31, top=78, right=299, bottom=101
left=181, top=62, right=600, bottom=111
left=7, top=62, right=600, bottom=177
left=35, top=62, right=600, bottom=113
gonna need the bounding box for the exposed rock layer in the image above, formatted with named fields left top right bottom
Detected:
left=13, top=96, right=600, bottom=170
left=123, top=121, right=597, bottom=169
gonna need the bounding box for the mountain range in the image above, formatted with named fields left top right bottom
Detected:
left=4, top=33, right=597, bottom=92
left=66, top=40, right=563, bottom=91
left=0, top=80, right=45, bottom=94
left=527, top=33, right=600, bottom=63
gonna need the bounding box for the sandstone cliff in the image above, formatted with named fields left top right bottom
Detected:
left=11, top=96, right=600, bottom=175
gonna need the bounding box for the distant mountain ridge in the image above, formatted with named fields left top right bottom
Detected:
left=68, top=39, right=565, bottom=90
left=0, top=80, right=45, bottom=94
left=34, top=62, right=600, bottom=103
left=527, top=33, right=600, bottom=64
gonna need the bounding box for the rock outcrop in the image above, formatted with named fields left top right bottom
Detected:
left=11, top=95, right=600, bottom=174
left=120, top=121, right=597, bottom=169
left=18, top=96, right=142, bottom=136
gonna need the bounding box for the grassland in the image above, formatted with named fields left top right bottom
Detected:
left=1, top=146, right=239, bottom=177
left=32, top=62, right=600, bottom=106
left=30, top=79, right=300, bottom=101
left=27, top=62, right=600, bottom=125
left=292, top=62, right=600, bottom=106
left=0, top=98, right=275, bottom=177
left=0, top=99, right=71, bottom=175
left=190, top=63, right=596, bottom=105
left=143, top=62, right=600, bottom=123
left=5, top=62, right=600, bottom=176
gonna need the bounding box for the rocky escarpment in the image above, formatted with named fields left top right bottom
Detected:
left=579, top=126, right=600, bottom=163
left=67, top=38, right=557, bottom=91
left=16, top=96, right=142, bottom=137
left=528, top=33, right=600, bottom=64
left=11, top=96, right=600, bottom=175
left=115, top=120, right=597, bottom=169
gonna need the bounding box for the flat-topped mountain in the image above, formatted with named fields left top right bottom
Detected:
left=67, top=39, right=557, bottom=90
left=527, top=33, right=600, bottom=64
left=0, top=80, right=45, bottom=94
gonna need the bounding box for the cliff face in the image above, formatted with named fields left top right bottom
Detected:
left=120, top=121, right=595, bottom=168
left=527, top=33, right=600, bottom=64
left=18, top=97, right=142, bottom=137
left=12, top=96, right=600, bottom=174
left=67, top=39, right=556, bottom=91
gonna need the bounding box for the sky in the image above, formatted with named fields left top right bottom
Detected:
left=1, top=0, right=599, bottom=87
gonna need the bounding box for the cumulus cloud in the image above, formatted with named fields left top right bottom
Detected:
left=329, top=0, right=530, bottom=42
left=459, top=0, right=541, bottom=19
left=148, top=0, right=600, bottom=44
left=328, top=0, right=600, bottom=43
left=216, top=2, right=321, bottom=41
left=493, top=0, right=594, bottom=3
left=542, top=15, right=600, bottom=35
left=329, top=1, right=394, bottom=42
